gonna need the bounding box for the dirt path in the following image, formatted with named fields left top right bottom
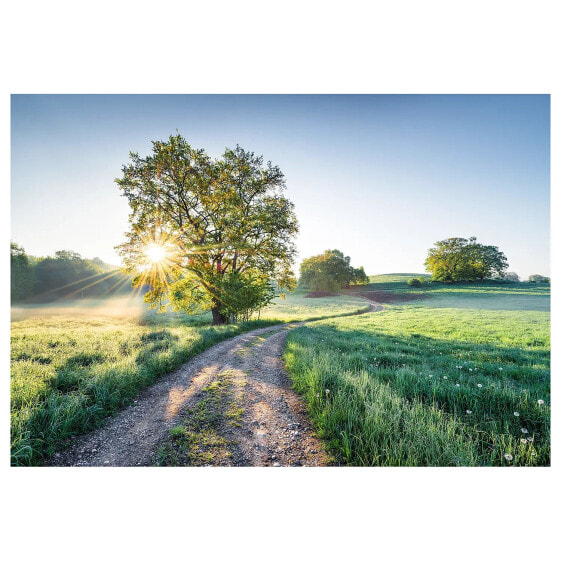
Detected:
left=50, top=302, right=383, bottom=467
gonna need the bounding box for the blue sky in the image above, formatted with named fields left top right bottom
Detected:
left=11, top=94, right=550, bottom=279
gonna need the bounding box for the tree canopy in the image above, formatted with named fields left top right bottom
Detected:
left=299, top=249, right=368, bottom=291
left=116, top=134, right=299, bottom=324
left=528, top=274, right=550, bottom=283
left=11, top=243, right=35, bottom=302
left=424, top=237, right=508, bottom=282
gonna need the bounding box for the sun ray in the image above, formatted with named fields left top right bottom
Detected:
left=62, top=269, right=124, bottom=299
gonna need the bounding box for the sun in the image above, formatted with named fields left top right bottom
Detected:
left=144, top=243, right=167, bottom=265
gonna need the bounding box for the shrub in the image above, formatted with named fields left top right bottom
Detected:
left=407, top=278, right=422, bottom=287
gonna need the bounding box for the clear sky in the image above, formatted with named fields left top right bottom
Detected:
left=11, top=94, right=550, bottom=279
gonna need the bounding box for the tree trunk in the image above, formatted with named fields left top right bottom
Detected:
left=211, top=306, right=226, bottom=325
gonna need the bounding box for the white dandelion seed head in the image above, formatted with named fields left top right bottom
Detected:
left=443, top=376, right=448, bottom=380
left=469, top=368, right=472, bottom=372
left=466, top=410, right=472, bottom=415
left=325, top=389, right=330, bottom=394
left=521, top=439, right=527, bottom=444
left=499, top=367, right=503, bottom=371
left=514, top=411, right=520, bottom=417
left=537, top=399, right=545, bottom=405
left=429, top=375, right=433, bottom=378
left=504, top=454, right=513, bottom=461
left=521, top=428, right=528, bottom=434
left=527, top=437, right=533, bottom=442
left=456, top=383, right=460, bottom=387
left=477, top=384, right=483, bottom=388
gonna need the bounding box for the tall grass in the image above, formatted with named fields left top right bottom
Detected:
left=11, top=292, right=367, bottom=466
left=284, top=283, right=550, bottom=466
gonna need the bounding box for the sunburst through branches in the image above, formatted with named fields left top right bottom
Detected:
left=132, top=231, right=184, bottom=294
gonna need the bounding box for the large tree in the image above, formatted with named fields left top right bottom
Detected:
left=116, top=134, right=299, bottom=324
left=299, top=249, right=368, bottom=291
left=425, top=236, right=508, bottom=282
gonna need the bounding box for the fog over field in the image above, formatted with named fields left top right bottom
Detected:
left=10, top=296, right=146, bottom=322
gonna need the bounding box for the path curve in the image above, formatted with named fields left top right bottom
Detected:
left=50, top=301, right=383, bottom=467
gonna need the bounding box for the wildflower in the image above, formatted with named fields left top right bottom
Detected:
left=429, top=374, right=433, bottom=378
left=537, top=399, right=545, bottom=405
left=514, top=411, right=520, bottom=417
left=325, top=389, right=330, bottom=394
left=499, top=367, right=503, bottom=371
left=469, top=368, right=472, bottom=372
left=466, top=410, right=472, bottom=415
left=455, top=383, right=460, bottom=387
left=504, top=454, right=513, bottom=461
left=521, top=428, right=528, bottom=434
left=521, top=439, right=527, bottom=444
left=531, top=451, right=536, bottom=456
left=316, top=393, right=320, bottom=398
left=477, top=383, right=483, bottom=388
left=527, top=437, right=533, bottom=442
left=443, top=376, right=448, bottom=380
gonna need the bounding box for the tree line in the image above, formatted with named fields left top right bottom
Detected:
left=10, top=243, right=133, bottom=303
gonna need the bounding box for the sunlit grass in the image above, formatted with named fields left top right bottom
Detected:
left=284, top=279, right=550, bottom=466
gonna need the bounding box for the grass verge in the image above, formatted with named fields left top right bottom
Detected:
left=284, top=287, right=550, bottom=466
left=11, top=318, right=275, bottom=466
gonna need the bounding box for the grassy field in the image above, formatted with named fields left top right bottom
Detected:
left=284, top=276, right=550, bottom=466
left=10, top=291, right=367, bottom=466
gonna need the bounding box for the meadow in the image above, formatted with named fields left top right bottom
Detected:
left=10, top=291, right=367, bottom=466
left=284, top=276, right=550, bottom=466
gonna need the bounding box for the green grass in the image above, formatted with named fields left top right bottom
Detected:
left=284, top=277, right=550, bottom=466
left=363, top=274, right=550, bottom=311
left=155, top=369, right=238, bottom=466
left=259, top=288, right=369, bottom=321
left=11, top=291, right=366, bottom=466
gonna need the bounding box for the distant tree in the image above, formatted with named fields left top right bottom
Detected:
left=425, top=237, right=508, bottom=282
left=10, top=242, right=35, bottom=302
left=54, top=250, right=82, bottom=261
left=299, top=249, right=367, bottom=291
left=407, top=278, right=422, bottom=287
left=351, top=266, right=369, bottom=285
left=528, top=274, right=550, bottom=283
left=116, top=134, right=298, bottom=324
left=91, top=257, right=117, bottom=272
left=503, top=272, right=520, bottom=282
